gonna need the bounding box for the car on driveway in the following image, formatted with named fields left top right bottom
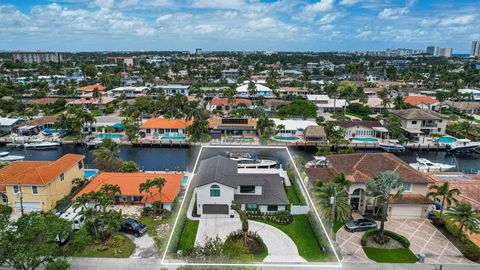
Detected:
left=344, top=218, right=377, bottom=232
left=120, top=218, right=148, bottom=237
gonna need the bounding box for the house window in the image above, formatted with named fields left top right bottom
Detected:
left=1, top=193, right=7, bottom=203
left=32, top=186, right=38, bottom=195
left=438, top=128, right=441, bottom=132
left=240, top=186, right=256, bottom=194
left=267, top=205, right=278, bottom=211
left=403, top=183, right=413, bottom=192
left=60, top=173, right=65, bottom=182
left=13, top=185, right=19, bottom=194
left=411, top=121, right=417, bottom=125
left=78, top=161, right=83, bottom=170
left=210, top=184, right=220, bottom=197
left=246, top=203, right=258, bottom=211
left=146, top=129, right=151, bottom=134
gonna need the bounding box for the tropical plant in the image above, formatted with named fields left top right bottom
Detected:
left=365, top=171, right=403, bottom=242
left=139, top=177, right=167, bottom=208
left=324, top=121, right=345, bottom=150
left=231, top=204, right=249, bottom=246
left=256, top=115, right=275, bottom=138
left=427, top=182, right=460, bottom=219
left=247, top=80, right=256, bottom=98
left=331, top=172, right=352, bottom=189
left=378, top=89, right=391, bottom=112
left=92, top=138, right=122, bottom=172
left=313, top=182, right=352, bottom=232
left=444, top=202, right=480, bottom=239
left=118, top=160, right=140, bottom=173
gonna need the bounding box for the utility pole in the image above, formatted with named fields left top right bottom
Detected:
left=329, top=185, right=337, bottom=233
left=17, top=184, right=24, bottom=216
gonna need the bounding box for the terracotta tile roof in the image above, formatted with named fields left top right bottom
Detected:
left=76, top=84, right=106, bottom=92
left=306, top=153, right=433, bottom=185
left=0, top=154, right=85, bottom=186
left=305, top=167, right=337, bottom=184
left=429, top=175, right=480, bottom=207
left=210, top=97, right=252, bottom=107
left=140, top=118, right=193, bottom=129
left=404, top=96, right=438, bottom=106
left=74, top=172, right=183, bottom=203
left=389, top=194, right=434, bottom=204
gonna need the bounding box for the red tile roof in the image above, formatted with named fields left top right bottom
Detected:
left=76, top=84, right=106, bottom=92
left=140, top=118, right=193, bottom=129
left=74, top=172, right=183, bottom=203
left=210, top=97, right=252, bottom=107
left=404, top=96, right=438, bottom=106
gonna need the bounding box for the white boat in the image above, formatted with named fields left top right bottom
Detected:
left=409, top=158, right=456, bottom=173
left=379, top=140, right=405, bottom=152
left=305, top=156, right=329, bottom=168
left=227, top=152, right=253, bottom=159
left=231, top=157, right=277, bottom=169
left=0, top=152, right=25, bottom=162
left=446, top=139, right=480, bottom=152
left=24, top=141, right=60, bottom=149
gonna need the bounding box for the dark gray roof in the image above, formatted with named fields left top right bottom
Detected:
left=195, top=156, right=290, bottom=205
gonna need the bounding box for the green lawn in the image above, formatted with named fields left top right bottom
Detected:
left=252, top=215, right=329, bottom=261
left=285, top=186, right=300, bottom=205
left=177, top=219, right=199, bottom=252
left=363, top=247, right=418, bottom=263
left=73, top=234, right=135, bottom=258
left=333, top=220, right=345, bottom=234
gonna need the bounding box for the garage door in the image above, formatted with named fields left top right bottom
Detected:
left=390, top=205, right=423, bottom=219
left=14, top=202, right=42, bottom=212
left=203, top=204, right=229, bottom=215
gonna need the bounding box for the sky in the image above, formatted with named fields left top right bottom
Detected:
left=0, top=0, right=479, bottom=53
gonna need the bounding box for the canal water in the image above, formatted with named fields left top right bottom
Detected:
left=1, top=145, right=479, bottom=174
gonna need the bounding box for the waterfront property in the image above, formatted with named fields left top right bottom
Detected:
left=271, top=119, right=318, bottom=138
left=336, top=120, right=388, bottom=140
left=0, top=117, right=21, bottom=133
left=0, top=154, right=85, bottom=212
left=306, top=94, right=348, bottom=113
left=391, top=109, right=448, bottom=139
left=208, top=117, right=257, bottom=138
left=303, top=125, right=327, bottom=142
left=110, top=86, right=148, bottom=98
left=74, top=172, right=183, bottom=210
left=206, top=97, right=253, bottom=112
left=154, top=84, right=190, bottom=96
left=194, top=156, right=289, bottom=216
left=67, top=97, right=115, bottom=110
left=14, top=115, right=57, bottom=136
left=305, top=153, right=434, bottom=219
left=83, top=116, right=125, bottom=133
left=139, top=118, right=192, bottom=140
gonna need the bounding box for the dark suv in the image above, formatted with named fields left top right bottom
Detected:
left=120, top=218, right=148, bottom=237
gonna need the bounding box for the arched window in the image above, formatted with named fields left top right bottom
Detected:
left=210, top=184, right=220, bottom=197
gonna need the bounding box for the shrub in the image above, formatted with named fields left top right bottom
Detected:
left=0, top=204, right=12, bottom=216
left=246, top=210, right=292, bottom=225
left=361, top=229, right=410, bottom=248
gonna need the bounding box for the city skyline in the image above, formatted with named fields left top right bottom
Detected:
left=0, top=0, right=479, bottom=53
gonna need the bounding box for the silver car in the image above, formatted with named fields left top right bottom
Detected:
left=344, top=218, right=377, bottom=232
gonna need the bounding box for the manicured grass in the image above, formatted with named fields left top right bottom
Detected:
left=73, top=234, right=135, bottom=258
left=333, top=220, right=345, bottom=234
left=253, top=215, right=329, bottom=261
left=285, top=186, right=300, bottom=205
left=363, top=247, right=417, bottom=263
left=177, top=219, right=199, bottom=252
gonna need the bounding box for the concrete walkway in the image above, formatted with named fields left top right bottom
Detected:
left=124, top=233, right=157, bottom=259
left=195, top=216, right=306, bottom=263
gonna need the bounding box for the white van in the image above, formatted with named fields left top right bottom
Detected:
left=60, top=205, right=85, bottom=231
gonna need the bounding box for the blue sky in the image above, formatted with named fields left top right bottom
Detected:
left=0, top=0, right=479, bottom=52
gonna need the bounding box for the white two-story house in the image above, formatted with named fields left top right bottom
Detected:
left=194, top=156, right=289, bottom=216
left=392, top=109, right=448, bottom=139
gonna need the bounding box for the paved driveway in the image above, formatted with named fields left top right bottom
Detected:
left=196, top=216, right=306, bottom=263
left=336, top=219, right=471, bottom=264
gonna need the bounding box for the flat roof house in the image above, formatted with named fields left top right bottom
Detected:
left=155, top=84, right=190, bottom=96
left=0, top=154, right=85, bottom=213
left=0, top=117, right=21, bottom=133
left=140, top=118, right=193, bottom=139
left=307, top=94, right=348, bottom=113
left=305, top=153, right=434, bottom=219
left=194, top=156, right=289, bottom=216
left=110, top=86, right=148, bottom=98
left=74, top=172, right=183, bottom=211
left=391, top=109, right=448, bottom=138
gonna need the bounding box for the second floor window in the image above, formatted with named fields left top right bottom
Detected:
left=32, top=186, right=38, bottom=195
left=240, top=186, right=255, bottom=194
left=13, top=185, right=19, bottom=194
left=60, top=173, right=65, bottom=182
left=403, top=183, right=413, bottom=192
left=210, top=184, right=220, bottom=197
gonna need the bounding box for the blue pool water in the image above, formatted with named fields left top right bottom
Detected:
left=352, top=137, right=378, bottom=143
left=181, top=175, right=189, bottom=185
left=273, top=136, right=300, bottom=141
left=437, top=136, right=457, bottom=144
left=161, top=135, right=187, bottom=140
left=84, top=169, right=98, bottom=179
left=96, top=133, right=123, bottom=139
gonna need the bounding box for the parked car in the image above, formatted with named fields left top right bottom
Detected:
left=344, top=218, right=377, bottom=232
left=120, top=218, right=148, bottom=237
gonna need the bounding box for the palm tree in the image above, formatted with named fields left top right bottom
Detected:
left=378, top=89, right=391, bottom=113
left=139, top=177, right=167, bottom=207
left=331, top=173, right=352, bottom=190
left=444, top=202, right=480, bottom=239
left=256, top=115, right=275, bottom=137
left=313, top=182, right=351, bottom=232
left=365, top=171, right=403, bottom=241
left=231, top=204, right=249, bottom=246
left=276, top=124, right=285, bottom=137
left=92, top=139, right=121, bottom=172
left=393, top=95, right=405, bottom=110
left=247, top=80, right=257, bottom=99
left=427, top=182, right=460, bottom=219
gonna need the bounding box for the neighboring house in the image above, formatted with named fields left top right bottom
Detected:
left=336, top=120, right=388, bottom=139
left=391, top=109, right=448, bottom=138
left=428, top=173, right=480, bottom=208
left=350, top=97, right=393, bottom=113
left=207, top=97, right=253, bottom=112
left=0, top=117, right=21, bottom=133
left=140, top=118, right=193, bottom=139
left=459, top=88, right=480, bottom=101
left=0, top=154, right=85, bottom=213
left=271, top=119, right=318, bottom=137
left=264, top=99, right=290, bottom=112
left=236, top=83, right=274, bottom=98
left=14, top=116, right=57, bottom=136
left=305, top=153, right=434, bottom=219
left=75, top=84, right=106, bottom=96
left=303, top=125, right=327, bottom=142
left=208, top=117, right=257, bottom=138
left=307, top=94, right=348, bottom=113
left=67, top=97, right=115, bottom=110
left=110, top=86, right=148, bottom=98
left=404, top=96, right=439, bottom=110
left=439, top=101, right=480, bottom=114
left=154, top=84, right=190, bottom=96
left=74, top=172, right=183, bottom=211
left=279, top=87, right=309, bottom=97
left=83, top=116, right=125, bottom=133
left=221, top=69, right=239, bottom=80
left=194, top=156, right=289, bottom=216
left=363, top=88, right=385, bottom=98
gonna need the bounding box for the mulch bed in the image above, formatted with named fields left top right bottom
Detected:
left=366, top=235, right=404, bottom=249
left=231, top=235, right=264, bottom=254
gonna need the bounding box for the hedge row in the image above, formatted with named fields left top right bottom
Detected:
left=286, top=160, right=307, bottom=206
left=246, top=210, right=292, bottom=225
left=361, top=229, right=410, bottom=248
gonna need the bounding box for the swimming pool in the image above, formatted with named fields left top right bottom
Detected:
left=84, top=169, right=99, bottom=179
left=96, top=133, right=123, bottom=139
left=273, top=136, right=300, bottom=141
left=181, top=175, right=189, bottom=185
left=352, top=137, right=378, bottom=143
left=161, top=135, right=187, bottom=140
left=437, top=136, right=457, bottom=144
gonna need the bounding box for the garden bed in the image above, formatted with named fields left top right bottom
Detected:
left=361, top=229, right=417, bottom=263
left=224, top=231, right=268, bottom=262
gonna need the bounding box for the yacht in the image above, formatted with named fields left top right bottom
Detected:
left=379, top=140, right=405, bottom=152
left=227, top=152, right=253, bottom=159
left=446, top=139, right=480, bottom=153
left=409, top=158, right=456, bottom=173
left=24, top=141, right=60, bottom=150
left=305, top=156, right=329, bottom=168
left=0, top=152, right=25, bottom=162
left=227, top=152, right=277, bottom=169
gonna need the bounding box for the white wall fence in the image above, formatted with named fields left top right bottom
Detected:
left=290, top=205, right=309, bottom=215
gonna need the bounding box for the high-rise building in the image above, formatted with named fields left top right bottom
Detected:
left=12, top=51, right=63, bottom=63
left=472, top=41, right=480, bottom=57
left=426, top=46, right=439, bottom=56
left=439, top=48, right=453, bottom=57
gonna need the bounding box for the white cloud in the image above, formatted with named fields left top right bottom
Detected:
left=378, top=7, right=409, bottom=20
left=439, top=15, right=475, bottom=26
left=304, top=0, right=335, bottom=13
left=318, top=13, right=339, bottom=24
left=339, top=0, right=359, bottom=6
left=190, top=0, right=246, bottom=10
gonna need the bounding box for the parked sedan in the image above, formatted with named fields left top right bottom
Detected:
left=344, top=218, right=377, bottom=232
left=120, top=218, right=148, bottom=237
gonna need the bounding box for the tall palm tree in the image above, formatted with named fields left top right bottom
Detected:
left=444, top=202, right=480, bottom=239
left=276, top=124, right=285, bottom=137
left=378, top=89, right=391, bottom=113
left=231, top=204, right=249, bottom=246
left=331, top=173, right=352, bottom=190
left=314, top=182, right=351, bottom=232
left=427, top=182, right=460, bottom=219
left=92, top=139, right=121, bottom=172
left=139, top=177, right=167, bottom=207
left=247, top=80, right=257, bottom=99
left=256, top=115, right=275, bottom=137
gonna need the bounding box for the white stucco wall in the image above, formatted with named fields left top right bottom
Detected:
left=195, top=182, right=235, bottom=215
